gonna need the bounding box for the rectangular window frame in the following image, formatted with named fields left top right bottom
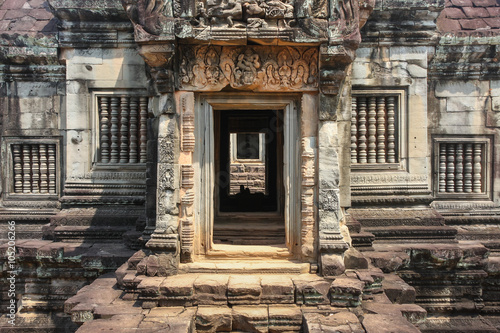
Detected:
left=91, top=90, right=149, bottom=171
left=351, top=89, right=407, bottom=172
left=433, top=136, right=492, bottom=200
left=2, top=137, right=61, bottom=200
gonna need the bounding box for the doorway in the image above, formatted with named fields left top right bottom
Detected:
left=213, top=110, right=285, bottom=245
left=195, top=94, right=300, bottom=257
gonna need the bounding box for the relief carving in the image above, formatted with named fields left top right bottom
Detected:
left=180, top=94, right=195, bottom=152
left=158, top=138, right=175, bottom=163
left=158, top=164, right=175, bottom=190
left=179, top=45, right=318, bottom=92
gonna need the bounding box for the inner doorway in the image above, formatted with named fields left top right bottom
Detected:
left=213, top=109, right=285, bottom=245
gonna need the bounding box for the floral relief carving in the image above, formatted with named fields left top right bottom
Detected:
left=179, top=45, right=318, bottom=91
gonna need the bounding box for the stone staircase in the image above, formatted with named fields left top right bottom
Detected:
left=63, top=249, right=428, bottom=332
left=346, top=207, right=500, bottom=332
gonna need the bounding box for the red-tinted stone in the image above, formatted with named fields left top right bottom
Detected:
left=463, top=7, right=490, bottom=18
left=28, top=0, right=47, bottom=7
left=443, top=7, right=467, bottom=18
left=1, top=0, right=26, bottom=10
left=484, top=17, right=500, bottom=28
left=459, top=18, right=489, bottom=29
left=450, top=0, right=474, bottom=7
left=30, top=8, right=54, bottom=20
left=486, top=7, right=500, bottom=17
left=472, top=0, right=498, bottom=7
left=4, top=9, right=30, bottom=19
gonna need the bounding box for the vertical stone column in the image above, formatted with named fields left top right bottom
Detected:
left=138, top=43, right=180, bottom=276
left=317, top=92, right=349, bottom=277
left=317, top=45, right=354, bottom=277
left=146, top=93, right=181, bottom=276
left=177, top=92, right=195, bottom=262
left=301, top=93, right=318, bottom=261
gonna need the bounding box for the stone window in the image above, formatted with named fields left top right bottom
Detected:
left=433, top=137, right=491, bottom=199
left=351, top=90, right=406, bottom=170
left=95, top=95, right=148, bottom=164
left=4, top=139, right=59, bottom=197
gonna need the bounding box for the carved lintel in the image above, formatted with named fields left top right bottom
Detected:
left=179, top=45, right=319, bottom=92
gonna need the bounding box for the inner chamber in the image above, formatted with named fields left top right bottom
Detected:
left=213, top=109, right=285, bottom=245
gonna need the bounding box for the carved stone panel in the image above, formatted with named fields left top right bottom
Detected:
left=179, top=45, right=319, bottom=92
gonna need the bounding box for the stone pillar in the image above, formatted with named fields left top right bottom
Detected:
left=145, top=94, right=181, bottom=276
left=137, top=42, right=181, bottom=276
left=317, top=44, right=355, bottom=277
left=317, top=92, right=349, bottom=277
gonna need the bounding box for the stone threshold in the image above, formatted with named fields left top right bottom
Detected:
left=179, top=260, right=310, bottom=274
left=206, top=244, right=291, bottom=258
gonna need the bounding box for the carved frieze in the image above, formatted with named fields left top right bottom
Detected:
left=178, top=45, right=318, bottom=92
left=351, top=173, right=428, bottom=185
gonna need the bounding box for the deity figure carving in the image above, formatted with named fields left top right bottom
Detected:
left=234, top=49, right=261, bottom=86
left=206, top=0, right=244, bottom=26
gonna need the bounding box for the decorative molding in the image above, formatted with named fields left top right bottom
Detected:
left=351, top=174, right=427, bottom=185
left=300, top=138, right=315, bottom=258
left=67, top=171, right=146, bottom=181
left=180, top=94, right=195, bottom=152
left=179, top=45, right=318, bottom=92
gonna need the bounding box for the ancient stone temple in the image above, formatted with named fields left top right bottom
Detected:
left=1, top=0, right=500, bottom=331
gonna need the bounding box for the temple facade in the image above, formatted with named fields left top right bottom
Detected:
left=1, top=0, right=500, bottom=331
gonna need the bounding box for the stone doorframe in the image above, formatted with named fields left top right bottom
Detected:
left=193, top=93, right=301, bottom=259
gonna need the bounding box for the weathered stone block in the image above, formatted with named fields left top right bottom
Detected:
left=228, top=275, right=262, bottom=305
left=159, top=274, right=197, bottom=306
left=303, top=311, right=364, bottom=333
left=261, top=275, right=294, bottom=304
left=196, top=306, right=232, bottom=332
left=364, top=251, right=410, bottom=273
left=330, top=277, right=365, bottom=307
left=344, top=248, right=369, bottom=269
left=232, top=305, right=269, bottom=333
left=382, top=274, right=416, bottom=304
left=137, top=276, right=165, bottom=298
left=320, top=253, right=345, bottom=277
left=293, top=274, right=330, bottom=305
left=268, top=305, right=302, bottom=332
left=362, top=313, right=420, bottom=333
left=194, top=275, right=229, bottom=305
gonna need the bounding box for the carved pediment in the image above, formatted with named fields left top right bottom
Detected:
left=121, top=0, right=374, bottom=94
left=121, top=0, right=374, bottom=45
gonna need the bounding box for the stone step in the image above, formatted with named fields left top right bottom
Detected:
left=349, top=208, right=446, bottom=227
left=366, top=226, right=457, bottom=243
left=418, top=315, right=500, bottom=333
left=53, top=225, right=134, bottom=242
left=351, top=231, right=376, bottom=250
left=213, top=219, right=286, bottom=245
left=179, top=260, right=310, bottom=274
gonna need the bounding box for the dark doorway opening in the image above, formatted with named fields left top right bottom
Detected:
left=213, top=109, right=285, bottom=245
